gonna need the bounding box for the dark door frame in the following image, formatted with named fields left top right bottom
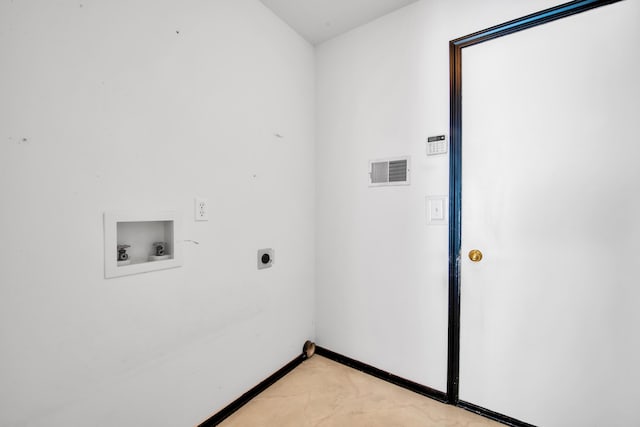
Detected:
left=447, top=0, right=622, bottom=425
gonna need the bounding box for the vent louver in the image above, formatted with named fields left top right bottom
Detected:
left=369, top=156, right=410, bottom=186
left=388, top=160, right=408, bottom=182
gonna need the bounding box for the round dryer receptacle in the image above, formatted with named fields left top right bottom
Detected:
left=257, top=248, right=274, bottom=270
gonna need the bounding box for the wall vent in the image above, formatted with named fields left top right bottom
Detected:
left=369, top=156, right=410, bottom=186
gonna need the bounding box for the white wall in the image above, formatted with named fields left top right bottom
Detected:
left=315, top=0, right=561, bottom=391
left=0, top=0, right=315, bottom=426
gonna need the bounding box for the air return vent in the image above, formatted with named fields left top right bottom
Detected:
left=369, top=156, right=410, bottom=187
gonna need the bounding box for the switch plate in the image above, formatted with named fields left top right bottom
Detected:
left=195, top=198, right=208, bottom=221
left=426, top=196, right=447, bottom=225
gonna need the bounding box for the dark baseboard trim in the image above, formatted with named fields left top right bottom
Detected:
left=198, top=346, right=534, bottom=427
left=315, top=346, right=448, bottom=403
left=458, top=401, right=537, bottom=427
left=198, top=354, right=305, bottom=426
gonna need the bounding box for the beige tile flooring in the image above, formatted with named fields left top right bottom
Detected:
left=219, top=355, right=502, bottom=427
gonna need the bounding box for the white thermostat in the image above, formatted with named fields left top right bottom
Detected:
left=427, top=135, right=448, bottom=156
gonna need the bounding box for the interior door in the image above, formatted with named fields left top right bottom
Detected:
left=459, top=2, right=640, bottom=426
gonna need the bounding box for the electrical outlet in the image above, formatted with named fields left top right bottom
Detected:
left=195, top=198, right=208, bottom=221
left=257, top=248, right=274, bottom=269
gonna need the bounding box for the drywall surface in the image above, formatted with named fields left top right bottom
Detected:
left=315, top=0, right=560, bottom=391
left=0, top=0, right=315, bottom=426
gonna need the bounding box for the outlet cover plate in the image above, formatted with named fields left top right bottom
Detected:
left=195, top=198, right=208, bottom=221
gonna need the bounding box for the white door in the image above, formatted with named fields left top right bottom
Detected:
left=459, top=2, right=640, bottom=426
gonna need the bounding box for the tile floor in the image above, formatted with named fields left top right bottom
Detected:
left=219, top=355, right=503, bottom=427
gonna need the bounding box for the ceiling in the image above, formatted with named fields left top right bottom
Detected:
left=260, top=0, right=420, bottom=45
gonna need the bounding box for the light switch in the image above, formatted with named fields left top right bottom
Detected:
left=430, top=198, right=444, bottom=220
left=426, top=196, right=447, bottom=225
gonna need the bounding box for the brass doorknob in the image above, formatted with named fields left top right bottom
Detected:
left=468, top=249, right=483, bottom=262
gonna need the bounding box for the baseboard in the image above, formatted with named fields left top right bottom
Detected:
left=314, top=346, right=448, bottom=403
left=458, top=401, right=537, bottom=427
left=198, top=346, right=533, bottom=427
left=198, top=354, right=305, bottom=426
